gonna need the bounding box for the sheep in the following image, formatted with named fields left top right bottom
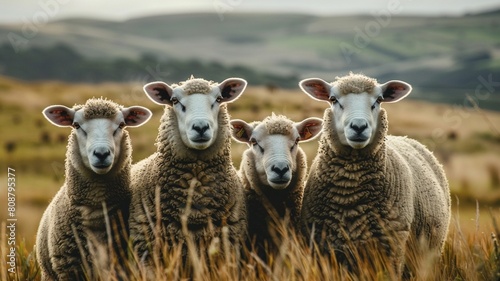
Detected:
left=230, top=114, right=322, bottom=253
left=36, top=98, right=152, bottom=280
left=298, top=73, right=451, bottom=276
left=129, top=77, right=248, bottom=273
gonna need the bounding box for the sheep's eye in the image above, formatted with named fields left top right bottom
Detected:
left=171, top=97, right=186, bottom=112
left=72, top=122, right=87, bottom=136
left=329, top=96, right=338, bottom=104
left=371, top=96, right=384, bottom=110
left=113, top=122, right=126, bottom=136
left=291, top=137, right=300, bottom=151
left=212, top=96, right=223, bottom=109
left=250, top=138, right=264, bottom=153
left=330, top=96, right=344, bottom=109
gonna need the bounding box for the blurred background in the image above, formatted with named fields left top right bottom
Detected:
left=0, top=0, right=499, bottom=248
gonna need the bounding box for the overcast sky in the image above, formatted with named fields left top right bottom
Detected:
left=1, top=0, right=500, bottom=24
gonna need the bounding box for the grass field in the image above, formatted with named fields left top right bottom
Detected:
left=0, top=76, right=500, bottom=280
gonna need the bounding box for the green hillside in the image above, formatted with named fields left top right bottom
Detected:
left=0, top=11, right=499, bottom=110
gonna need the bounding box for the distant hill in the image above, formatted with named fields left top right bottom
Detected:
left=0, top=12, right=499, bottom=110
left=0, top=43, right=298, bottom=87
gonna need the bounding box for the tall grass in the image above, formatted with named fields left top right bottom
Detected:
left=2, top=79, right=500, bottom=280
left=2, top=208, right=499, bottom=281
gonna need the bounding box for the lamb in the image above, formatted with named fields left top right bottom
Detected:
left=36, top=98, right=152, bottom=280
left=298, top=73, right=451, bottom=276
left=230, top=114, right=322, bottom=252
left=129, top=77, right=248, bottom=273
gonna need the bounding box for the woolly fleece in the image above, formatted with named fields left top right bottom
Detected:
left=263, top=113, right=294, bottom=135
left=80, top=98, right=120, bottom=119
left=36, top=99, right=132, bottom=280
left=335, top=72, right=377, bottom=96
left=240, top=116, right=307, bottom=251
left=172, top=77, right=214, bottom=95
left=129, top=102, right=247, bottom=264
left=301, top=108, right=451, bottom=275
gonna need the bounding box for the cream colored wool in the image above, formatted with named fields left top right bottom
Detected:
left=81, top=97, right=120, bottom=119
left=263, top=113, right=294, bottom=135
left=240, top=116, right=307, bottom=250
left=172, top=76, right=214, bottom=95
left=36, top=99, right=132, bottom=280
left=301, top=108, right=450, bottom=275
left=335, top=72, right=377, bottom=96
left=129, top=103, right=247, bottom=267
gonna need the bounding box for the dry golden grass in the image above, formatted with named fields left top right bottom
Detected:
left=1, top=208, right=499, bottom=280
left=0, top=76, right=499, bottom=280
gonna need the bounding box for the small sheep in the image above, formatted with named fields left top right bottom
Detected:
left=129, top=77, right=248, bottom=272
left=298, top=73, right=451, bottom=276
left=230, top=114, right=322, bottom=252
left=36, top=98, right=151, bottom=280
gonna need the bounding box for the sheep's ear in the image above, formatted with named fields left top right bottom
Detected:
left=43, top=105, right=75, bottom=127
left=380, top=80, right=412, bottom=103
left=230, top=119, right=254, bottom=144
left=218, top=78, right=247, bottom=103
left=299, top=78, right=332, bottom=102
left=295, top=117, right=323, bottom=142
left=122, top=106, right=152, bottom=127
left=143, top=82, right=174, bottom=105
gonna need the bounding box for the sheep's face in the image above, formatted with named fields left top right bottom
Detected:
left=328, top=91, right=381, bottom=149
left=72, top=113, right=125, bottom=174
left=231, top=116, right=322, bottom=189
left=43, top=103, right=152, bottom=174
left=299, top=77, right=411, bottom=149
left=144, top=78, right=247, bottom=150
left=172, top=91, right=222, bottom=150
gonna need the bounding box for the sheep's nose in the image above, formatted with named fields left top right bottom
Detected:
left=192, top=123, right=209, bottom=135
left=93, top=148, right=111, bottom=162
left=271, top=165, right=290, bottom=178
left=350, top=119, right=368, bottom=134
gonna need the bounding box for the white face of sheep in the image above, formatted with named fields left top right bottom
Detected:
left=143, top=78, right=247, bottom=150
left=230, top=117, right=323, bottom=189
left=299, top=78, right=412, bottom=149
left=43, top=105, right=152, bottom=174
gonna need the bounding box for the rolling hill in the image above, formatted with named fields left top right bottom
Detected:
left=0, top=11, right=499, bottom=110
